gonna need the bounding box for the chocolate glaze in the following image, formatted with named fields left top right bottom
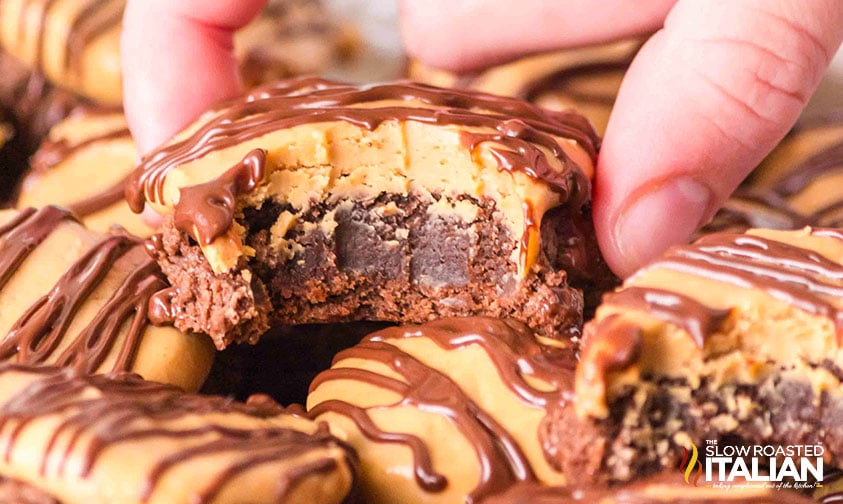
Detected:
left=651, top=232, right=843, bottom=332
left=702, top=190, right=809, bottom=233
left=0, top=207, right=166, bottom=373
left=308, top=317, right=575, bottom=503
left=128, top=78, right=598, bottom=246
left=0, top=364, right=354, bottom=503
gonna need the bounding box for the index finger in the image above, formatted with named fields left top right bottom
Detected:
left=121, top=0, right=267, bottom=154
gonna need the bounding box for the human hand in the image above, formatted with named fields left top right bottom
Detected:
left=121, top=0, right=268, bottom=155
left=402, top=0, right=843, bottom=277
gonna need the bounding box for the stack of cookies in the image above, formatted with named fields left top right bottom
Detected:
left=0, top=2, right=840, bottom=502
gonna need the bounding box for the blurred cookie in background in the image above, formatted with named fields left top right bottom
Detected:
left=409, top=39, right=641, bottom=134
left=16, top=107, right=150, bottom=236
left=702, top=108, right=843, bottom=234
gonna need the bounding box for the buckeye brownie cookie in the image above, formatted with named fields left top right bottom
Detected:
left=307, top=317, right=576, bottom=504
left=409, top=39, right=641, bottom=134
left=128, top=78, right=603, bottom=348
left=0, top=364, right=357, bottom=504
left=571, top=227, right=843, bottom=481
left=17, top=108, right=150, bottom=235
left=0, top=206, right=213, bottom=391
left=0, top=0, right=354, bottom=108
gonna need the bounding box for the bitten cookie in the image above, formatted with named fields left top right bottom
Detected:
left=128, top=78, right=605, bottom=349
left=0, top=206, right=213, bottom=391
left=408, top=39, right=641, bottom=134
left=571, top=227, right=843, bottom=481
left=16, top=108, right=149, bottom=236
left=307, top=317, right=575, bottom=504
left=0, top=364, right=357, bottom=504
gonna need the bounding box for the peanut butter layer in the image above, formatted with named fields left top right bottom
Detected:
left=307, top=317, right=577, bottom=504
left=17, top=109, right=150, bottom=236
left=572, top=227, right=843, bottom=480
left=0, top=0, right=354, bottom=106
left=0, top=206, right=213, bottom=392
left=0, top=364, right=357, bottom=504
left=408, top=39, right=641, bottom=134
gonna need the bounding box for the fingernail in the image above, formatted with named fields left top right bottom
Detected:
left=613, top=177, right=713, bottom=276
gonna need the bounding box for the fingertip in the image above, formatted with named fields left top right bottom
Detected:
left=141, top=206, right=164, bottom=229
left=594, top=0, right=843, bottom=277
left=122, top=0, right=265, bottom=154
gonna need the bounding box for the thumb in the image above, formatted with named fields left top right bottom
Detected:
left=595, top=0, right=843, bottom=277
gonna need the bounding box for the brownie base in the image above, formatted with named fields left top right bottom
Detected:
left=550, top=368, right=843, bottom=483
left=153, top=193, right=600, bottom=348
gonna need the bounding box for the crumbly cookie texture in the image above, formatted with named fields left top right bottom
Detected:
left=129, top=78, right=606, bottom=348
left=307, top=317, right=577, bottom=504
left=571, top=227, right=843, bottom=481
left=408, top=39, right=641, bottom=134
left=17, top=108, right=150, bottom=235
left=0, top=206, right=213, bottom=392
left=0, top=0, right=354, bottom=106
left=0, top=364, right=357, bottom=504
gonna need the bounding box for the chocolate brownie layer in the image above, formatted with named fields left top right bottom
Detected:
left=570, top=227, right=843, bottom=482
left=150, top=193, right=598, bottom=348
left=130, top=78, right=603, bottom=347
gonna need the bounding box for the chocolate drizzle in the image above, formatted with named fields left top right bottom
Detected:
left=0, top=365, right=354, bottom=504
left=128, top=78, right=598, bottom=246
left=520, top=60, right=631, bottom=105
left=589, top=229, right=843, bottom=378
left=308, top=317, right=575, bottom=503
left=646, top=232, right=843, bottom=333
left=603, top=287, right=729, bottom=348
left=173, top=148, right=267, bottom=246
left=0, top=207, right=167, bottom=373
